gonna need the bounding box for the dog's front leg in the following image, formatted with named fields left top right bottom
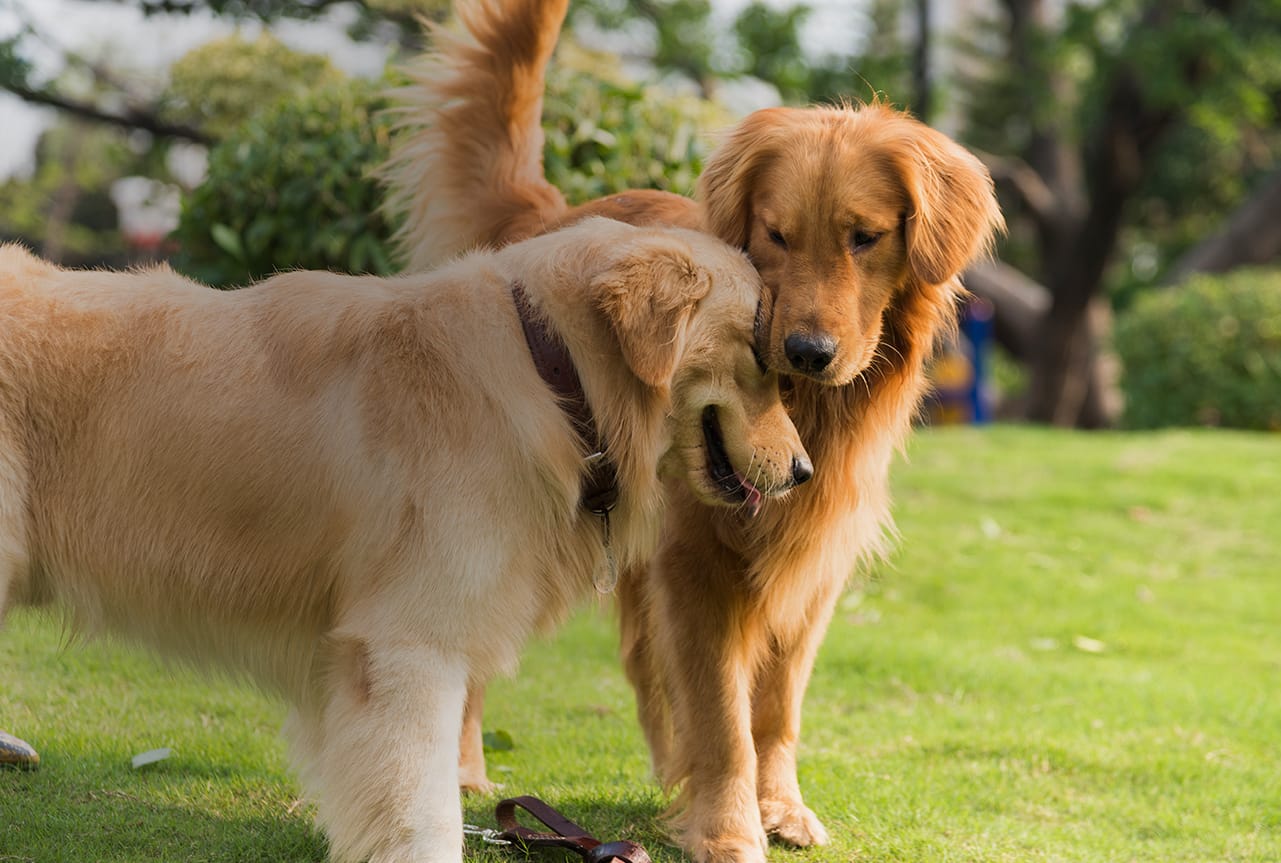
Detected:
left=651, top=552, right=769, bottom=863
left=750, top=580, right=841, bottom=848
left=301, top=637, right=468, bottom=863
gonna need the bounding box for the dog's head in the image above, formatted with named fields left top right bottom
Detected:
left=699, top=103, right=1004, bottom=386
left=586, top=224, right=812, bottom=514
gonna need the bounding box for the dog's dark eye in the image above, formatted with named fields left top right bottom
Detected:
left=850, top=229, right=881, bottom=253
left=766, top=228, right=788, bottom=250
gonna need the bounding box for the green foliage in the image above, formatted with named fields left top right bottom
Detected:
left=175, top=55, right=726, bottom=282
left=1116, top=269, right=1281, bottom=430
left=0, top=33, right=33, bottom=91
left=733, top=2, right=814, bottom=103
left=1130, top=2, right=1281, bottom=280
left=542, top=52, right=728, bottom=204
left=836, top=0, right=913, bottom=108
left=172, top=76, right=397, bottom=287
left=649, top=0, right=716, bottom=89
left=480, top=729, right=514, bottom=752
left=575, top=0, right=910, bottom=107
left=119, top=0, right=439, bottom=45
left=576, top=0, right=717, bottom=87
left=959, top=0, right=1281, bottom=289
left=0, top=122, right=136, bottom=263
left=164, top=32, right=343, bottom=139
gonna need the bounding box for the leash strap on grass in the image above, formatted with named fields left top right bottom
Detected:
left=494, top=795, right=652, bottom=863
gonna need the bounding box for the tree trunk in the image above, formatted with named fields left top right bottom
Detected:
left=965, top=262, right=1117, bottom=427
left=963, top=260, right=1047, bottom=362
left=1166, top=168, right=1281, bottom=282
left=992, top=0, right=1237, bottom=427
left=1024, top=293, right=1092, bottom=424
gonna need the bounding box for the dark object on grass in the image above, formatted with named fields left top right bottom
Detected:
left=491, top=796, right=651, bottom=863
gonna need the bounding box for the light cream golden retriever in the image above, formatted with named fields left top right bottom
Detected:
left=383, top=2, right=1004, bottom=860
left=0, top=218, right=810, bottom=863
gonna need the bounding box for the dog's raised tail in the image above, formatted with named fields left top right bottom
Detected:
left=382, top=0, right=571, bottom=271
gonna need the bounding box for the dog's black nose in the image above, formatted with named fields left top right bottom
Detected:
left=784, top=333, right=837, bottom=375
left=791, top=455, right=814, bottom=486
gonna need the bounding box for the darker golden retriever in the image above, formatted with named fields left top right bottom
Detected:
left=384, top=2, right=1004, bottom=860
left=0, top=219, right=809, bottom=863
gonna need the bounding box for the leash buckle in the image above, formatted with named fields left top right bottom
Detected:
left=463, top=824, right=512, bottom=845
left=592, top=507, right=618, bottom=594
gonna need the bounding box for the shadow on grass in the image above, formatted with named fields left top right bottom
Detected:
left=1, top=761, right=326, bottom=863
left=4, top=760, right=677, bottom=862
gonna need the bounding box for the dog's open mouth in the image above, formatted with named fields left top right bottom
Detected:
left=703, top=406, right=764, bottom=517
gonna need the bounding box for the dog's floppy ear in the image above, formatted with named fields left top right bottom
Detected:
left=699, top=107, right=791, bottom=249
left=594, top=244, right=713, bottom=388
left=900, top=128, right=1005, bottom=286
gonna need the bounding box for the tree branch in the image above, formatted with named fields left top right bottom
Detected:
left=963, top=259, right=1048, bottom=362
left=973, top=148, right=1059, bottom=229
left=3, top=81, right=212, bottom=145
left=128, top=0, right=351, bottom=16
left=1165, top=168, right=1281, bottom=283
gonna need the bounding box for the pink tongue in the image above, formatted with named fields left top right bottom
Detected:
left=740, top=476, right=763, bottom=518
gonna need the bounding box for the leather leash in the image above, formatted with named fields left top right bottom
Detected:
left=492, top=796, right=652, bottom=863
left=510, top=280, right=621, bottom=591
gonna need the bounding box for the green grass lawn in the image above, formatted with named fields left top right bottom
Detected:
left=3, top=427, right=1279, bottom=862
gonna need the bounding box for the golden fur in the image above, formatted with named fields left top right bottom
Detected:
left=0, top=219, right=809, bottom=863
left=383, top=2, right=1004, bottom=860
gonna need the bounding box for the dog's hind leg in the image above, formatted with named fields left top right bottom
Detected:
left=458, top=680, right=495, bottom=793
left=296, top=635, right=468, bottom=863
left=618, top=564, right=674, bottom=783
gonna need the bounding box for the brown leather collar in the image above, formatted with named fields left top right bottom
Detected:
left=511, top=280, right=619, bottom=515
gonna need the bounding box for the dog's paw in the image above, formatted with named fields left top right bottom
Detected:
left=458, top=770, right=499, bottom=795
left=759, top=797, right=829, bottom=847
left=686, top=832, right=769, bottom=863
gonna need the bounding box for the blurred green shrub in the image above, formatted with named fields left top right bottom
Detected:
left=172, top=77, right=396, bottom=287
left=1116, top=269, right=1281, bottom=430
left=541, top=49, right=728, bottom=204
left=165, top=33, right=343, bottom=140
left=173, top=47, right=726, bottom=285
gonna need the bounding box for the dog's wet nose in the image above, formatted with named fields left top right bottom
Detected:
left=784, top=333, right=837, bottom=375
left=791, top=454, right=814, bottom=486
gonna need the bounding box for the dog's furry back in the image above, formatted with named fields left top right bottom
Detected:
left=383, top=0, right=572, bottom=270
left=0, top=236, right=663, bottom=700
